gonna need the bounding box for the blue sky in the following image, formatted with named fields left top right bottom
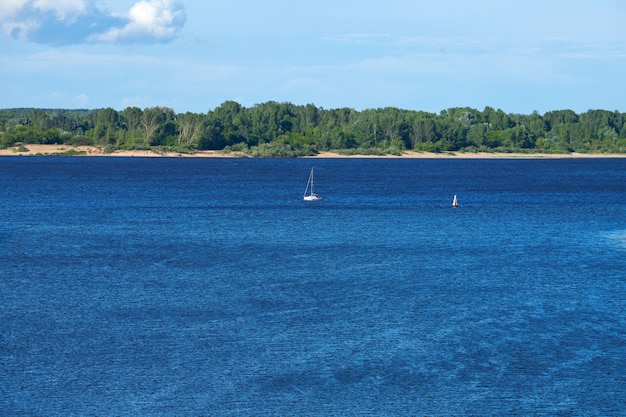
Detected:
left=1, top=0, right=625, bottom=114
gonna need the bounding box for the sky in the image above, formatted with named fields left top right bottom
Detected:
left=1, top=0, right=625, bottom=115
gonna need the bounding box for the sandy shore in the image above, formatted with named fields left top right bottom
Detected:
left=0, top=145, right=237, bottom=158
left=1, top=144, right=625, bottom=159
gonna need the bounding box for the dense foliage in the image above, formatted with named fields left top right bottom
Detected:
left=2, top=103, right=626, bottom=156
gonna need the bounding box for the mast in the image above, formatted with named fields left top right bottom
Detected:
left=309, top=168, right=314, bottom=195
left=304, top=168, right=314, bottom=198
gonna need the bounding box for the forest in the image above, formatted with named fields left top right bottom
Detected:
left=1, top=102, right=626, bottom=156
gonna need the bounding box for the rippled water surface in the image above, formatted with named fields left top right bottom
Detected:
left=1, top=157, right=625, bottom=416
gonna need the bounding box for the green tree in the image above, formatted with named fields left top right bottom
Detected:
left=177, top=112, right=205, bottom=148
left=121, top=106, right=142, bottom=131
left=0, top=131, right=14, bottom=148
left=409, top=113, right=438, bottom=149
left=141, top=106, right=174, bottom=146
left=27, top=109, right=49, bottom=129
left=198, top=116, right=225, bottom=150
left=483, top=106, right=512, bottom=130
left=212, top=101, right=247, bottom=146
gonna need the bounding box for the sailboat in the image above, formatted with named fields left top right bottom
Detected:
left=452, top=195, right=458, bottom=208
left=303, top=168, right=323, bottom=201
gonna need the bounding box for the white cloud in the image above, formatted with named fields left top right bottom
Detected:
left=0, top=0, right=185, bottom=44
left=0, top=0, right=28, bottom=20
left=2, top=19, right=38, bottom=41
left=32, top=0, right=88, bottom=22
left=91, top=0, right=185, bottom=43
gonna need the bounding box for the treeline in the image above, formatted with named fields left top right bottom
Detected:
left=1, top=102, right=626, bottom=156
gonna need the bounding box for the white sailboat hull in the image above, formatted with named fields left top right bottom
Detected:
left=303, top=194, right=323, bottom=201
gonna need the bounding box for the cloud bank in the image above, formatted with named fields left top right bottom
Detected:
left=0, top=0, right=185, bottom=45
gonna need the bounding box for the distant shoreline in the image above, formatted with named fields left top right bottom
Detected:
left=1, top=144, right=626, bottom=159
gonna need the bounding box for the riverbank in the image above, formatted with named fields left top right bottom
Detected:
left=1, top=144, right=625, bottom=158
left=0, top=145, right=236, bottom=158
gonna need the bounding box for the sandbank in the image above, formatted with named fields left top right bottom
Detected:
left=0, top=145, right=236, bottom=158
left=1, top=144, right=625, bottom=159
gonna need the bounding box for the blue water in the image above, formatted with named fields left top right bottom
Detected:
left=1, top=157, right=625, bottom=416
